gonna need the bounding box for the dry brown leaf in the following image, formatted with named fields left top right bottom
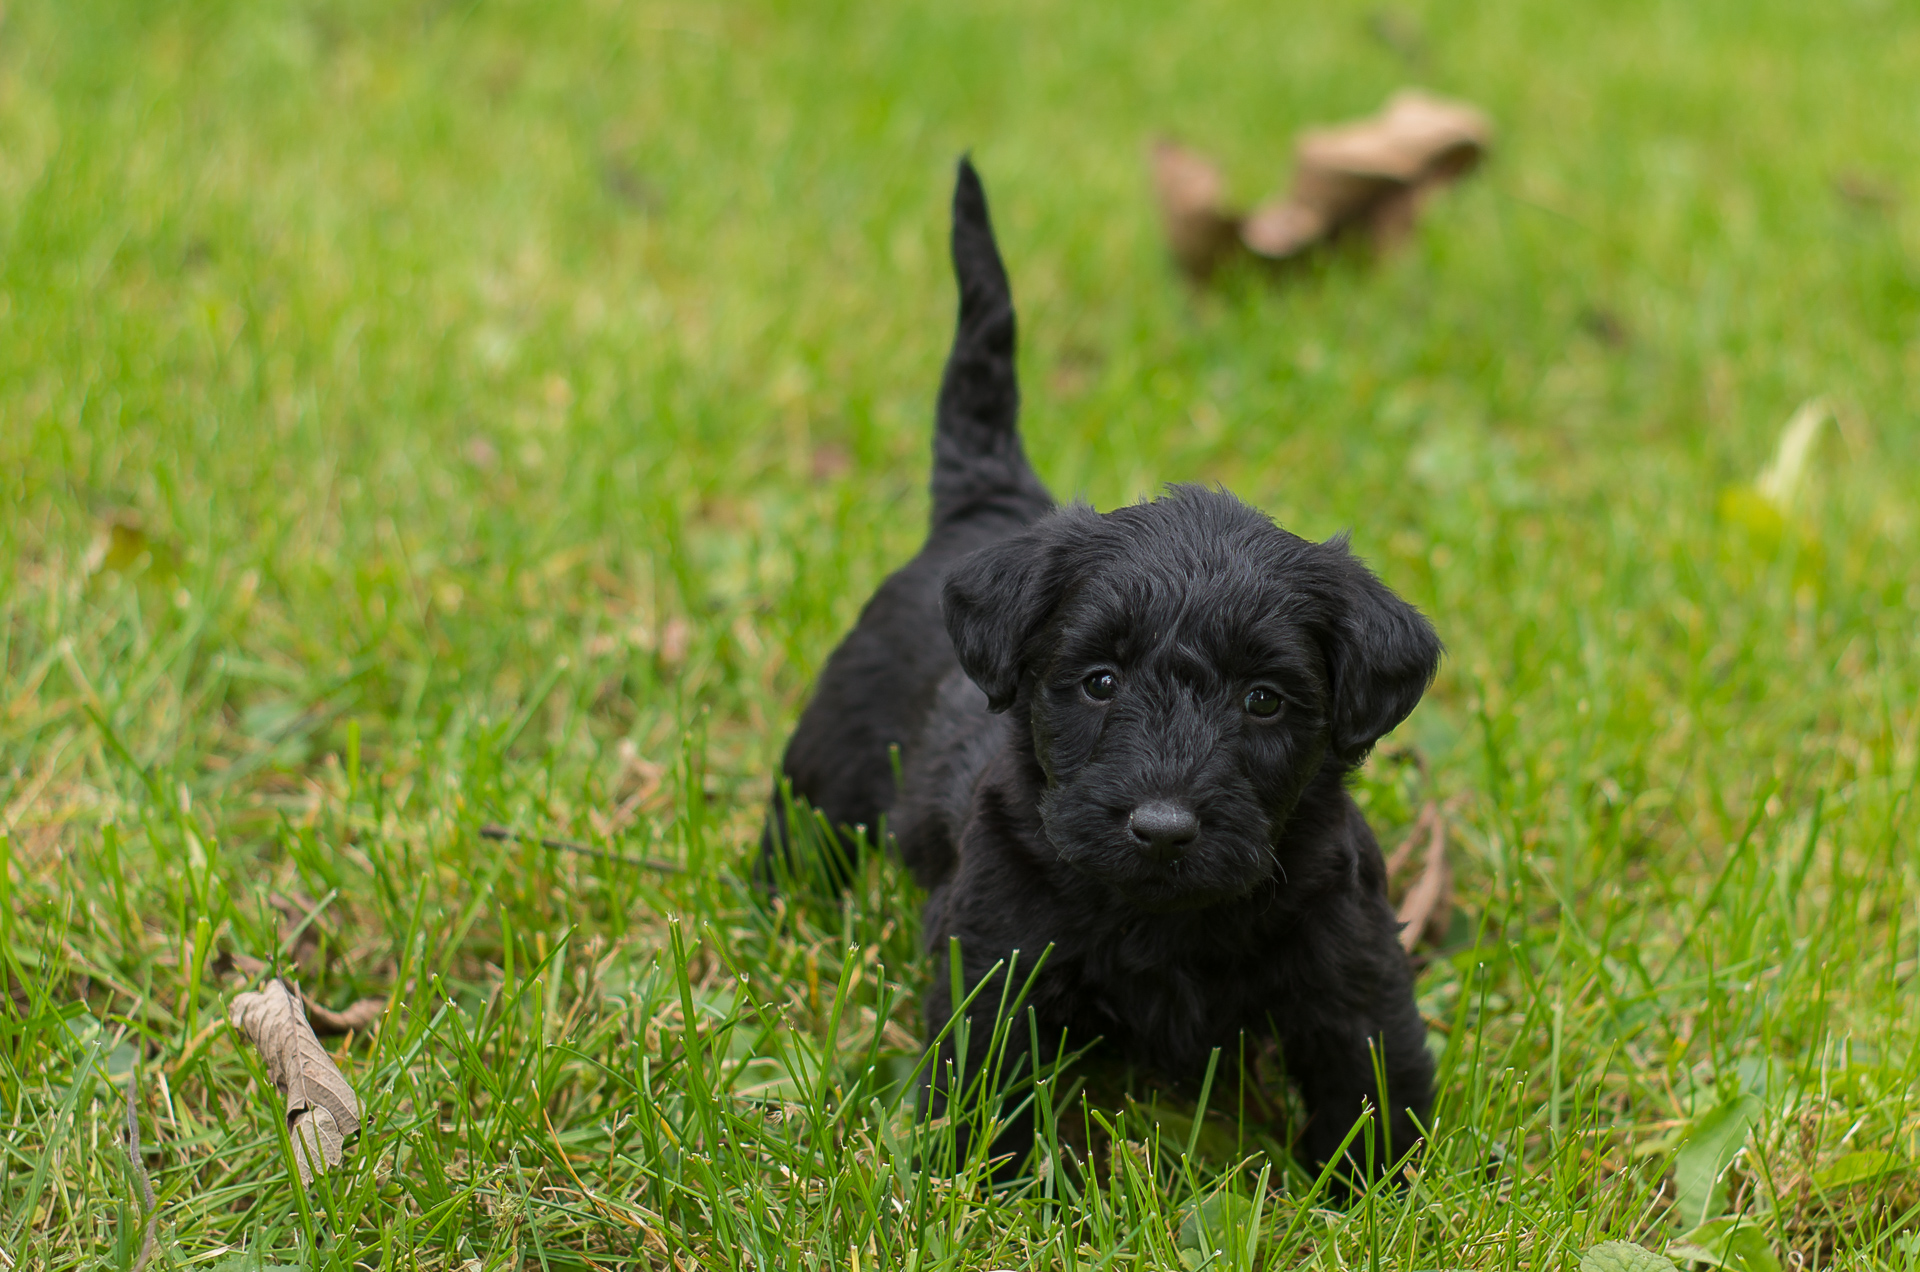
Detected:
left=1155, top=89, right=1492, bottom=274
left=1150, top=139, right=1244, bottom=280
left=1832, top=171, right=1898, bottom=212
left=1389, top=801, right=1453, bottom=954
left=1291, top=90, right=1489, bottom=250
left=229, top=979, right=361, bottom=1183
left=658, top=615, right=692, bottom=668
left=302, top=993, right=387, bottom=1036
left=810, top=443, right=852, bottom=481
left=1297, top=90, right=1490, bottom=188
left=1238, top=199, right=1333, bottom=260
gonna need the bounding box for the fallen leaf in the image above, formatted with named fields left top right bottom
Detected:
left=1812, top=1149, right=1899, bottom=1190
left=810, top=443, right=852, bottom=481
left=1157, top=90, right=1492, bottom=277
left=229, top=979, right=361, bottom=1183
left=1238, top=198, right=1332, bottom=261
left=1150, top=139, right=1244, bottom=280
left=84, top=512, right=171, bottom=577
left=601, top=156, right=661, bottom=212
left=1249, top=90, right=1492, bottom=259
left=1389, top=801, right=1452, bottom=954
left=1670, top=1217, right=1782, bottom=1272
left=302, top=993, right=387, bottom=1036
left=1672, top=1092, right=1762, bottom=1229
left=658, top=615, right=692, bottom=668
left=1178, top=1190, right=1259, bottom=1253
left=1580, top=307, right=1630, bottom=348
left=463, top=436, right=499, bottom=469
left=1831, top=171, right=1898, bottom=212
left=1580, top=1241, right=1680, bottom=1272
left=1753, top=397, right=1830, bottom=511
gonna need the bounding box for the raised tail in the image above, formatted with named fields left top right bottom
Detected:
left=930, top=158, right=1053, bottom=531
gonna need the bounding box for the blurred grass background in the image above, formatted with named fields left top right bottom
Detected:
left=2, top=0, right=1918, bottom=1267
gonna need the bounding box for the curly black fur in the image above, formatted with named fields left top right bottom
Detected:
left=763, top=158, right=1442, bottom=1184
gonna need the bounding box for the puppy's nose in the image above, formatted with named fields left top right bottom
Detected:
left=1129, top=801, right=1200, bottom=861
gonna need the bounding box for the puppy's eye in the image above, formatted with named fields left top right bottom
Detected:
left=1083, top=671, right=1118, bottom=702
left=1244, top=686, right=1284, bottom=719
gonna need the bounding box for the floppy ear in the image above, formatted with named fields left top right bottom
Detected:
left=1314, top=538, right=1443, bottom=762
left=942, top=508, right=1098, bottom=712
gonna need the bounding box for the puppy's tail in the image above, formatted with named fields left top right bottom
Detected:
left=930, top=157, right=1053, bottom=532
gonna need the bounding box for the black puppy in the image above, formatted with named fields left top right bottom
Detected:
left=766, top=159, right=1441, bottom=1182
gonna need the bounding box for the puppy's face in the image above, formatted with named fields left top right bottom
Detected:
left=1027, top=560, right=1334, bottom=908
left=944, top=488, right=1441, bottom=911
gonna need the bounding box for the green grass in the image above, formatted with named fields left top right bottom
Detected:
left=4, top=0, right=1919, bottom=1266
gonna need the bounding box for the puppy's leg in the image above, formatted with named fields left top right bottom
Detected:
left=916, top=940, right=1057, bottom=1179
left=1281, top=921, right=1433, bottom=1190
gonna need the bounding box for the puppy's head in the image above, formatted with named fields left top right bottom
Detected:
left=943, top=486, right=1440, bottom=910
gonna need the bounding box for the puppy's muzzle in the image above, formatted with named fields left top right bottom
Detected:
left=1128, top=801, right=1200, bottom=863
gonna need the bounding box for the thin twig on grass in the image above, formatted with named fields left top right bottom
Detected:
left=303, top=994, right=388, bottom=1036
left=479, top=822, right=684, bottom=873
left=1388, top=801, right=1453, bottom=954
left=124, top=1066, right=160, bottom=1272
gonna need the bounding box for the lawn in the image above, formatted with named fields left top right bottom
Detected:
left=3, top=0, right=1918, bottom=1267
